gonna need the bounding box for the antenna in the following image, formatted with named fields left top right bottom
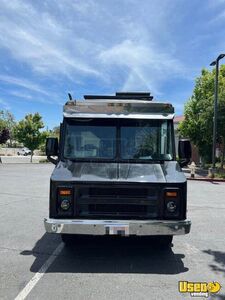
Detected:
left=68, top=93, right=73, bottom=101
left=65, top=93, right=76, bottom=106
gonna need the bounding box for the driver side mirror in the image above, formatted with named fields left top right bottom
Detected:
left=178, top=139, right=192, bottom=167
left=46, top=137, right=58, bottom=164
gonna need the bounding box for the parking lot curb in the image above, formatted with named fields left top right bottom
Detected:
left=187, top=177, right=225, bottom=182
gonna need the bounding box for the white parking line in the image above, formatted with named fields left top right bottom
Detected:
left=15, top=243, right=64, bottom=300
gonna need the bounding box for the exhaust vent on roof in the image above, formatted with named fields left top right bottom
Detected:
left=84, top=92, right=153, bottom=101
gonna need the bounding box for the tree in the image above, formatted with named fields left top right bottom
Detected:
left=38, top=126, right=60, bottom=154
left=0, top=128, right=10, bottom=144
left=14, top=113, right=47, bottom=162
left=179, top=66, right=225, bottom=167
left=0, top=110, right=16, bottom=146
left=0, top=111, right=12, bottom=163
left=51, top=126, right=60, bottom=138
left=0, top=128, right=10, bottom=163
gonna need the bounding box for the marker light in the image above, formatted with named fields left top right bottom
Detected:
left=59, top=189, right=72, bottom=196
left=166, top=191, right=177, bottom=197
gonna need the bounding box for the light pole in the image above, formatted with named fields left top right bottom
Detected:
left=210, top=54, right=225, bottom=176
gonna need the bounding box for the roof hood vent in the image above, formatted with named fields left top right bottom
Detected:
left=84, top=92, right=153, bottom=101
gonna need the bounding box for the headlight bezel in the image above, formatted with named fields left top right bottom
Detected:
left=163, top=188, right=180, bottom=218
left=57, top=186, right=73, bottom=216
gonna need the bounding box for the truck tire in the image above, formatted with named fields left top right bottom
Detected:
left=158, top=235, right=173, bottom=247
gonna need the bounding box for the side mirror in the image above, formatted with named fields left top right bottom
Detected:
left=178, top=139, right=192, bottom=167
left=46, top=138, right=58, bottom=164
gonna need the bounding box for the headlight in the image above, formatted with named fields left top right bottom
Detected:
left=167, top=201, right=177, bottom=212
left=61, top=199, right=70, bottom=210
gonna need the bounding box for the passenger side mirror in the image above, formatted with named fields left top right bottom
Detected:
left=46, top=138, right=58, bottom=164
left=178, top=139, right=192, bottom=167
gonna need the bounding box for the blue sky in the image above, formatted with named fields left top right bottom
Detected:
left=0, top=0, right=225, bottom=129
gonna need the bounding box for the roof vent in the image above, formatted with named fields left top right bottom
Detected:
left=84, top=92, right=153, bottom=101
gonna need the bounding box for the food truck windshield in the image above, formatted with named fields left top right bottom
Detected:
left=63, top=118, right=174, bottom=161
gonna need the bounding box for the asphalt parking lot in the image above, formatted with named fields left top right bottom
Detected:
left=0, top=164, right=225, bottom=300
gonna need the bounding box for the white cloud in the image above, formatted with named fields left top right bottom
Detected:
left=0, top=74, right=50, bottom=95
left=9, top=90, right=33, bottom=100
left=8, top=90, right=56, bottom=104
left=0, top=0, right=100, bottom=78
left=0, top=0, right=193, bottom=98
left=99, top=39, right=185, bottom=94
left=0, top=74, right=65, bottom=105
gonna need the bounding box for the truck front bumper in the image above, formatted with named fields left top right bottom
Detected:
left=44, top=218, right=191, bottom=236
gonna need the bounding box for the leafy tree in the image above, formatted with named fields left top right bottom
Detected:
left=0, top=128, right=10, bottom=163
left=0, top=110, right=16, bottom=146
left=51, top=126, right=60, bottom=138
left=14, top=113, right=47, bottom=162
left=38, top=126, right=60, bottom=154
left=0, top=128, right=10, bottom=144
left=179, top=66, right=225, bottom=167
left=37, top=130, right=51, bottom=154
left=0, top=111, right=13, bottom=163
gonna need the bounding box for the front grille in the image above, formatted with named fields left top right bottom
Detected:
left=76, top=185, right=158, bottom=219
left=89, top=187, right=149, bottom=198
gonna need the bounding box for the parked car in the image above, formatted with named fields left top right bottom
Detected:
left=17, top=148, right=31, bottom=156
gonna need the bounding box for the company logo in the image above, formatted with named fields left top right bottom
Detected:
left=179, top=281, right=221, bottom=298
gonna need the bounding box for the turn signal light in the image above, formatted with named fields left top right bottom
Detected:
left=166, top=191, right=177, bottom=197
left=59, top=189, right=72, bottom=196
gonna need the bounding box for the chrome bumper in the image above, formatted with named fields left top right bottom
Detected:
left=44, top=218, right=191, bottom=236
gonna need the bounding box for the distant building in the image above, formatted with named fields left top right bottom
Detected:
left=174, top=116, right=200, bottom=164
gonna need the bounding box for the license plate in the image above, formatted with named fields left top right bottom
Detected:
left=105, top=224, right=129, bottom=236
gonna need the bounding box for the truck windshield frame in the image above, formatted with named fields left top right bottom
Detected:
left=63, top=118, right=175, bottom=162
